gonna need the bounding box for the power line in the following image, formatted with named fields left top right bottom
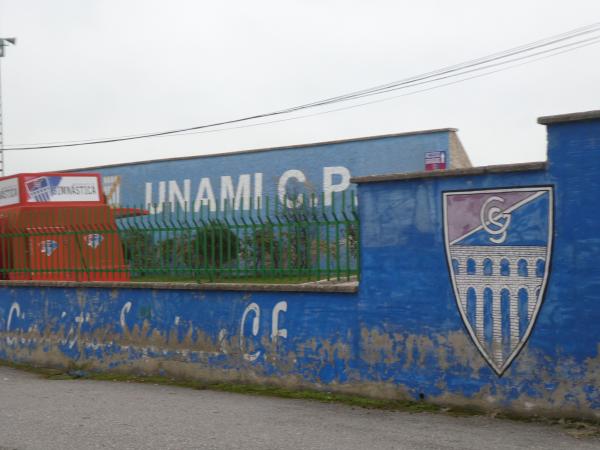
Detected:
left=7, top=22, right=600, bottom=149
left=5, top=23, right=600, bottom=151
left=249, top=23, right=600, bottom=113
left=154, top=34, right=600, bottom=140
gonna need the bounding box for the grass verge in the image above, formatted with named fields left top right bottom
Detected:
left=0, top=360, right=441, bottom=413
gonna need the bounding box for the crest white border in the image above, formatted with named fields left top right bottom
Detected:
left=442, top=186, right=554, bottom=375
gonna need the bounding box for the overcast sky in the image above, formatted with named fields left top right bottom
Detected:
left=0, top=0, right=599, bottom=174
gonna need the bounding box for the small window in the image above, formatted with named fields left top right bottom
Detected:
left=483, top=258, right=493, bottom=276
left=518, top=259, right=528, bottom=277
left=467, top=258, right=476, bottom=275
left=500, top=258, right=510, bottom=276
left=536, top=259, right=545, bottom=278
left=452, top=258, right=460, bottom=275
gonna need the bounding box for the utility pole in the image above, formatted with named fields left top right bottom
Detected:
left=0, top=37, right=16, bottom=177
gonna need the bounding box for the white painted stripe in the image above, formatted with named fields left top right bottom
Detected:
left=510, top=292, right=520, bottom=349
left=493, top=293, right=503, bottom=364
left=476, top=288, right=484, bottom=343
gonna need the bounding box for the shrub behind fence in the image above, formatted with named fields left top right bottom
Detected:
left=0, top=191, right=359, bottom=283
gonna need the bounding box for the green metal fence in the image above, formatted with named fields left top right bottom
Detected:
left=0, top=191, right=359, bottom=283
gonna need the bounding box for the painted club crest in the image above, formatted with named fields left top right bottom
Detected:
left=40, top=239, right=59, bottom=256
left=443, top=187, right=553, bottom=375
left=84, top=233, right=104, bottom=249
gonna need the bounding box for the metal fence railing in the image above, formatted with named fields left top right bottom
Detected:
left=0, top=191, right=359, bottom=283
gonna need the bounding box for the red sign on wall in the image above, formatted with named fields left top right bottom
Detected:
left=425, top=151, right=446, bottom=171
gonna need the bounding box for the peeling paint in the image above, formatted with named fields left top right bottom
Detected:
left=1, top=114, right=600, bottom=420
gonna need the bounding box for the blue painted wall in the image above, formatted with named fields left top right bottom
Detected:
left=70, top=130, right=457, bottom=209
left=355, top=114, right=600, bottom=415
left=2, top=115, right=600, bottom=418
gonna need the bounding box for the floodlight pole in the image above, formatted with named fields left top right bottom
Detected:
left=0, top=37, right=17, bottom=177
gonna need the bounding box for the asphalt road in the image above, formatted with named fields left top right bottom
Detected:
left=0, top=366, right=597, bottom=450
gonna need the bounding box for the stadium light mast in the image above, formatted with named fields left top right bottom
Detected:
left=0, top=37, right=16, bottom=176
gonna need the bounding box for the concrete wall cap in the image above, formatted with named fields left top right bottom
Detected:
left=351, top=161, right=546, bottom=184
left=537, top=110, right=600, bottom=125
left=0, top=279, right=358, bottom=294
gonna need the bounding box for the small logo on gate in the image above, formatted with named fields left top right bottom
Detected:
left=443, top=187, right=553, bottom=375
left=40, top=239, right=59, bottom=256
left=84, top=233, right=104, bottom=249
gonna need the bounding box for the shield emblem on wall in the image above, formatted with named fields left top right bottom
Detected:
left=443, top=187, right=553, bottom=375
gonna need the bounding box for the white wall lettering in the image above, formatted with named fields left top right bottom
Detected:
left=221, top=174, right=251, bottom=211
left=254, top=172, right=263, bottom=208
left=6, top=302, right=21, bottom=344
left=218, top=328, right=228, bottom=354
left=278, top=169, right=306, bottom=207
left=323, top=166, right=350, bottom=206
left=145, top=181, right=166, bottom=213
left=120, top=301, right=132, bottom=330
left=168, top=179, right=191, bottom=210
left=240, top=303, right=261, bottom=361
left=193, top=177, right=217, bottom=212
left=143, top=172, right=273, bottom=213
left=239, top=301, right=288, bottom=362
left=271, top=301, right=288, bottom=340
